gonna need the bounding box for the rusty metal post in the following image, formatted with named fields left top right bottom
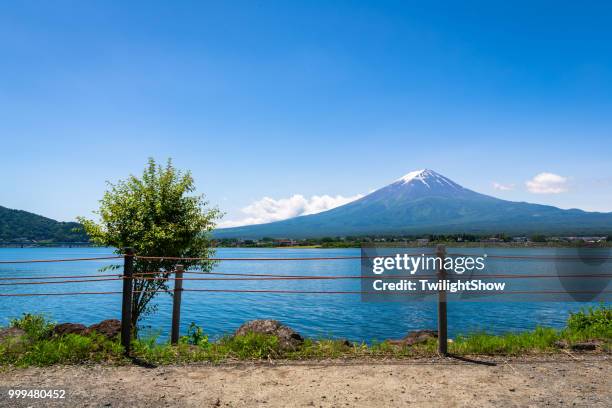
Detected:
left=121, top=247, right=135, bottom=355
left=171, top=264, right=184, bottom=344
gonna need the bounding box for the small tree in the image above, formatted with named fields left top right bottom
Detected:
left=78, top=158, right=221, bottom=333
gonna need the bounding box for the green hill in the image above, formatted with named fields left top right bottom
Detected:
left=0, top=206, right=88, bottom=243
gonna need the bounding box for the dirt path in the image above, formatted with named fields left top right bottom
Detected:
left=0, top=356, right=610, bottom=407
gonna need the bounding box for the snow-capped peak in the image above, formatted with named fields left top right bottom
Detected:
left=395, top=169, right=459, bottom=189
left=397, top=169, right=427, bottom=184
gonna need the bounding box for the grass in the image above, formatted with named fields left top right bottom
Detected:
left=1, top=304, right=610, bottom=367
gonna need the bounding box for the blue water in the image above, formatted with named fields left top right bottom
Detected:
left=0, top=247, right=608, bottom=342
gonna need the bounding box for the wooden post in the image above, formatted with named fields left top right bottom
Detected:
left=437, top=244, right=448, bottom=355
left=121, top=247, right=135, bottom=355
left=171, top=264, right=184, bottom=345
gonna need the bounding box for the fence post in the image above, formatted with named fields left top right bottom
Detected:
left=437, top=244, right=448, bottom=355
left=121, top=247, right=135, bottom=355
left=171, top=264, right=184, bottom=345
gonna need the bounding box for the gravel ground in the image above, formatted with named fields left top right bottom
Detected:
left=0, top=355, right=610, bottom=407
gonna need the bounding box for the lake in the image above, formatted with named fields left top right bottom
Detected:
left=0, top=247, right=609, bottom=342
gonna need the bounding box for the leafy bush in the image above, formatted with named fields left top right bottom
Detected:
left=10, top=313, right=54, bottom=341
left=181, top=322, right=209, bottom=347
left=565, top=304, right=612, bottom=339
left=567, top=304, right=611, bottom=333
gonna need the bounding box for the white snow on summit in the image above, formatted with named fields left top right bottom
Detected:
left=395, top=169, right=460, bottom=189
left=397, top=169, right=428, bottom=184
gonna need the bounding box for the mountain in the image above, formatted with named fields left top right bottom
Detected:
left=215, top=169, right=612, bottom=238
left=0, top=206, right=88, bottom=243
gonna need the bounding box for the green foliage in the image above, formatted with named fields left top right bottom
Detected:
left=451, top=327, right=559, bottom=355
left=215, top=333, right=281, bottom=359
left=78, top=158, right=222, bottom=331
left=1, top=315, right=123, bottom=367
left=14, top=333, right=123, bottom=366
left=1, top=307, right=610, bottom=367
left=292, top=338, right=360, bottom=359
left=180, top=322, right=209, bottom=347
left=10, top=313, right=54, bottom=341
left=566, top=304, right=612, bottom=339
left=0, top=206, right=88, bottom=243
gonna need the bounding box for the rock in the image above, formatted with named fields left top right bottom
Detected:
left=234, top=320, right=303, bottom=351
left=0, top=327, right=26, bottom=342
left=51, top=323, right=88, bottom=337
left=554, top=339, right=569, bottom=349
left=570, top=340, right=602, bottom=351
left=388, top=329, right=438, bottom=346
left=86, top=319, right=121, bottom=339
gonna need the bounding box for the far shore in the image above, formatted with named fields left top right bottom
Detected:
left=1, top=242, right=611, bottom=249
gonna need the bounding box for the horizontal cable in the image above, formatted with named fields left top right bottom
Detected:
left=0, top=291, right=123, bottom=297
left=450, top=253, right=612, bottom=261
left=124, top=273, right=612, bottom=281
left=134, top=254, right=433, bottom=261
left=2, top=269, right=610, bottom=281
left=0, top=273, right=121, bottom=281
left=180, top=289, right=612, bottom=295
left=2, top=253, right=609, bottom=265
left=0, top=255, right=122, bottom=265
left=202, top=272, right=612, bottom=279
left=133, top=270, right=612, bottom=279
left=1, top=272, right=608, bottom=285
left=1, top=289, right=610, bottom=297
left=0, top=277, right=122, bottom=286
left=135, top=255, right=363, bottom=261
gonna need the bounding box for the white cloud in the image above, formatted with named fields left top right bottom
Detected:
left=526, top=172, right=568, bottom=194
left=492, top=182, right=514, bottom=191
left=219, top=193, right=364, bottom=228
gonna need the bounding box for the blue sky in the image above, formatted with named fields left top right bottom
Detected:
left=1, top=1, right=611, bottom=224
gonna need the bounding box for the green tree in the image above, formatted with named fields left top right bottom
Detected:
left=78, top=158, right=222, bottom=333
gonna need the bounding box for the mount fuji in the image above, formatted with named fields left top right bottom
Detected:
left=215, top=170, right=612, bottom=238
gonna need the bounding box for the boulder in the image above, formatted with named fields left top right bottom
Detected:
left=388, top=329, right=438, bottom=346
left=51, top=323, right=88, bottom=337
left=86, top=319, right=121, bottom=339
left=234, top=320, right=303, bottom=351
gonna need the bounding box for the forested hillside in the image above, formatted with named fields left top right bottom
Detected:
left=0, top=206, right=88, bottom=243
